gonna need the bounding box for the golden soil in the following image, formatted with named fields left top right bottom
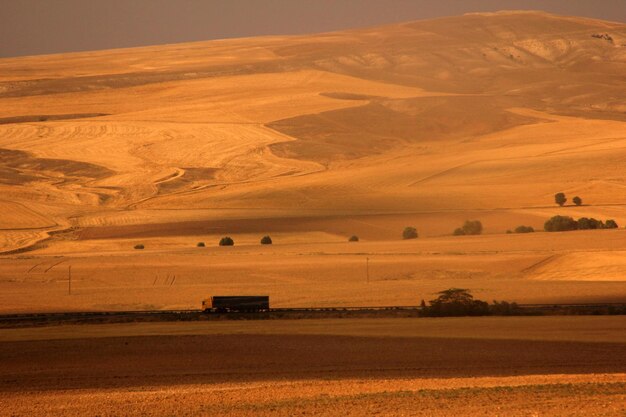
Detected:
left=2, top=375, right=624, bottom=416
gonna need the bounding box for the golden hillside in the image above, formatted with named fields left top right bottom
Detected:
left=0, top=11, right=625, bottom=242
left=0, top=11, right=625, bottom=311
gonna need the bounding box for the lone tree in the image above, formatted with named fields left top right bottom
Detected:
left=260, top=235, right=272, bottom=245
left=573, top=196, right=582, bottom=206
left=402, top=227, right=418, bottom=240
left=348, top=235, right=359, bottom=242
left=425, top=288, right=489, bottom=317
left=555, top=192, right=567, bottom=207
left=432, top=288, right=475, bottom=304
left=544, top=215, right=578, bottom=232
left=219, top=236, right=234, bottom=246
left=454, top=220, right=483, bottom=236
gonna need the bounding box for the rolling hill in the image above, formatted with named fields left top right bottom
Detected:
left=0, top=11, right=625, bottom=310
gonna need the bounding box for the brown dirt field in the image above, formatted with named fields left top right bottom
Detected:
left=3, top=316, right=624, bottom=343
left=5, top=333, right=624, bottom=390
left=0, top=317, right=624, bottom=415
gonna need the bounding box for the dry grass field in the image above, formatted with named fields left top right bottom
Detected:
left=1, top=229, right=626, bottom=312
left=0, top=317, right=624, bottom=416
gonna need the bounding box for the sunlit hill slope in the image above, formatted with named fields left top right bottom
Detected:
left=0, top=10, right=624, bottom=250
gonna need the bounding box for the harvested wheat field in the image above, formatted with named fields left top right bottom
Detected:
left=1, top=7, right=626, bottom=416
left=2, top=229, right=626, bottom=312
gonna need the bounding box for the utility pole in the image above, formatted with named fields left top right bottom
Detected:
left=68, top=265, right=72, bottom=295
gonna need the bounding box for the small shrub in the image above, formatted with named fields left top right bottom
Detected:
left=454, top=220, right=483, bottom=236
left=197, top=242, right=205, bottom=247
left=605, top=219, right=619, bottom=229
left=219, top=237, right=234, bottom=246
left=554, top=192, right=567, bottom=207
left=134, top=244, right=145, bottom=250
left=402, top=227, right=418, bottom=240
left=260, top=235, right=273, bottom=245
left=463, top=220, right=483, bottom=235
left=544, top=215, right=578, bottom=232
left=506, top=230, right=512, bottom=234
left=573, top=196, right=582, bottom=206
left=348, top=235, right=359, bottom=242
left=514, top=225, right=534, bottom=233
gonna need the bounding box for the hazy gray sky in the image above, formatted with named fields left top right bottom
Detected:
left=2, top=0, right=624, bottom=58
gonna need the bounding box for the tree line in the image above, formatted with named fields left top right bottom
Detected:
left=544, top=216, right=618, bottom=232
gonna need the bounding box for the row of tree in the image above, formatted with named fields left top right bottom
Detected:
left=133, top=213, right=620, bottom=249
left=220, top=215, right=619, bottom=246
left=544, top=216, right=619, bottom=232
